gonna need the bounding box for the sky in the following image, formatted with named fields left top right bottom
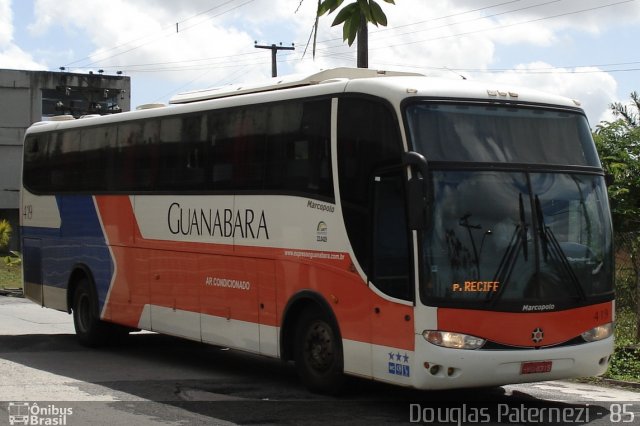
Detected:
left=1, top=0, right=640, bottom=126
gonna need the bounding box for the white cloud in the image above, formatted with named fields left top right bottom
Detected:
left=472, top=62, right=619, bottom=125
left=28, top=0, right=260, bottom=77
left=0, top=0, right=47, bottom=70
left=0, top=0, right=13, bottom=47
left=7, top=0, right=637, bottom=117
left=0, top=44, right=46, bottom=70
left=359, top=0, right=626, bottom=124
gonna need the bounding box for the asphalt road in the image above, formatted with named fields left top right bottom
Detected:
left=0, top=296, right=639, bottom=425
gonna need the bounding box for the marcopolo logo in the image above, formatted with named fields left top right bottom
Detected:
left=7, top=402, right=73, bottom=425
left=316, top=221, right=328, bottom=242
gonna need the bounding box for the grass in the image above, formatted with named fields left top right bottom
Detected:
left=604, top=308, right=640, bottom=383
left=0, top=264, right=22, bottom=289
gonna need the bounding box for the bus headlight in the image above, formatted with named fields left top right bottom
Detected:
left=422, top=330, right=485, bottom=350
left=581, top=323, right=614, bottom=342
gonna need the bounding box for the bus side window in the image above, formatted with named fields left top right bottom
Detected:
left=337, top=96, right=407, bottom=286
left=179, top=114, right=206, bottom=190
left=233, top=106, right=268, bottom=190
left=115, top=122, right=143, bottom=190
left=265, top=99, right=333, bottom=198
left=24, top=134, right=50, bottom=191
left=371, top=173, right=412, bottom=301
left=208, top=110, right=234, bottom=190
left=135, top=120, right=160, bottom=191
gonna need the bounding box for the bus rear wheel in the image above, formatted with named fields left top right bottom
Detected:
left=72, top=278, right=109, bottom=347
left=294, top=308, right=345, bottom=394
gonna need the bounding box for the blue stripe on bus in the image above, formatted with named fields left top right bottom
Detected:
left=21, top=196, right=114, bottom=313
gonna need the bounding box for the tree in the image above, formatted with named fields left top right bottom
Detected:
left=610, top=91, right=640, bottom=128
left=306, top=0, right=395, bottom=68
left=594, top=120, right=640, bottom=233
left=595, top=92, right=640, bottom=232
left=594, top=91, right=640, bottom=341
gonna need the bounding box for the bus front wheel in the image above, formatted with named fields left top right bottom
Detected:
left=294, top=308, right=345, bottom=394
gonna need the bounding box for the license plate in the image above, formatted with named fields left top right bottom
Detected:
left=520, top=360, right=552, bottom=374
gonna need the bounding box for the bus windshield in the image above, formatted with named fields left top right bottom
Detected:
left=405, top=102, right=614, bottom=311
left=405, top=103, right=600, bottom=166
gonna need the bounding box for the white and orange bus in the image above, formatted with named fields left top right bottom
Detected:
left=21, top=68, right=614, bottom=393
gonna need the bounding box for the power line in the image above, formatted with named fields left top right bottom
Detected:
left=297, top=0, right=635, bottom=62
left=361, top=0, right=636, bottom=54
left=368, top=61, right=640, bottom=75
left=301, top=0, right=529, bottom=47
left=66, top=0, right=538, bottom=72
left=63, top=0, right=540, bottom=72
left=64, top=0, right=256, bottom=69
left=366, top=0, right=564, bottom=44
left=63, top=0, right=638, bottom=77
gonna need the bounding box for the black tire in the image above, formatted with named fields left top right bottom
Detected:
left=294, top=307, right=345, bottom=394
left=72, top=277, right=109, bottom=347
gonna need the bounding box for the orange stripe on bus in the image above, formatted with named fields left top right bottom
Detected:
left=438, top=301, right=613, bottom=347
left=95, top=195, right=415, bottom=349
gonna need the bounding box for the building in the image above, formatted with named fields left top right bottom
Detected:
left=0, top=69, right=131, bottom=252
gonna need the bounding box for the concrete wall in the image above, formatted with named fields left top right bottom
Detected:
left=0, top=69, right=131, bottom=252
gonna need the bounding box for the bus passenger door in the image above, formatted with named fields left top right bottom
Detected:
left=369, top=172, right=415, bottom=384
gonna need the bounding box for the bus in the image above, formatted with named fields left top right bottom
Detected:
left=20, top=67, right=614, bottom=393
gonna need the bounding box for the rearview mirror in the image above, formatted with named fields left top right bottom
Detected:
left=402, top=151, right=430, bottom=230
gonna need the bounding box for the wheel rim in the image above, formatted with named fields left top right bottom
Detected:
left=304, top=320, right=335, bottom=373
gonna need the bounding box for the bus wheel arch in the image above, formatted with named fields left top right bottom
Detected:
left=281, top=291, right=345, bottom=393
left=67, top=266, right=108, bottom=347
left=66, top=265, right=96, bottom=314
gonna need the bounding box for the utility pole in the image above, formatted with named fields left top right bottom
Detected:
left=254, top=42, right=295, bottom=77
left=356, top=12, right=368, bottom=69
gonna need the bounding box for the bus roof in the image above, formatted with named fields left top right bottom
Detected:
left=26, top=68, right=585, bottom=134
left=168, top=67, right=423, bottom=104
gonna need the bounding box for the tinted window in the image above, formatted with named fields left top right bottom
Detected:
left=156, top=115, right=207, bottom=190
left=23, top=134, right=51, bottom=189
left=49, top=130, right=82, bottom=190
left=23, top=98, right=333, bottom=199
left=265, top=100, right=332, bottom=195
left=82, top=126, right=117, bottom=190
left=372, top=173, right=412, bottom=301
left=406, top=103, right=600, bottom=167
left=338, top=96, right=404, bottom=275
left=116, top=122, right=143, bottom=190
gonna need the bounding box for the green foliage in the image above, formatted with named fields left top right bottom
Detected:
left=607, top=346, right=640, bottom=382
left=0, top=219, right=11, bottom=250
left=303, top=0, right=394, bottom=60
left=614, top=308, right=638, bottom=347
left=610, top=91, right=640, bottom=128
left=318, top=0, right=394, bottom=46
left=0, top=263, right=21, bottom=289
left=593, top=120, right=640, bottom=233
left=4, top=251, right=21, bottom=268
left=605, top=307, right=639, bottom=381
left=595, top=91, right=640, bottom=382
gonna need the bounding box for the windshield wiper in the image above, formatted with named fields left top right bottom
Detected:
left=519, top=193, right=528, bottom=261
left=459, top=213, right=482, bottom=276
left=487, top=193, right=528, bottom=304
left=534, top=195, right=586, bottom=300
